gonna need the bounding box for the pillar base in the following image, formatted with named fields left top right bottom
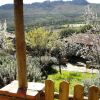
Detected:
left=0, top=80, right=45, bottom=100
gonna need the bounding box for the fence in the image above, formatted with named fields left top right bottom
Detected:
left=44, top=80, right=100, bottom=100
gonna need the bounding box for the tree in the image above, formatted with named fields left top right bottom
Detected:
left=60, top=28, right=76, bottom=38
left=26, top=27, right=59, bottom=77
left=83, top=5, right=97, bottom=25
left=82, top=5, right=100, bottom=94
left=26, top=27, right=47, bottom=47
left=26, top=27, right=59, bottom=55
left=0, top=20, right=14, bottom=51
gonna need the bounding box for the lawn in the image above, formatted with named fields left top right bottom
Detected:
left=48, top=71, right=95, bottom=94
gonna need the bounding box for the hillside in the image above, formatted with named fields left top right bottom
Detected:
left=0, top=0, right=100, bottom=28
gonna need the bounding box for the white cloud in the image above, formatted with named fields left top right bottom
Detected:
left=87, top=0, right=100, bottom=3
left=0, top=0, right=13, bottom=5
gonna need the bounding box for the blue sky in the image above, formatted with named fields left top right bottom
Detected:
left=0, top=0, right=100, bottom=6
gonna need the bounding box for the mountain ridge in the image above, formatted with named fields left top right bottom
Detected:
left=0, top=0, right=89, bottom=8
left=0, top=0, right=100, bottom=28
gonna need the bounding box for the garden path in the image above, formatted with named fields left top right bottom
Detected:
left=54, top=63, right=99, bottom=73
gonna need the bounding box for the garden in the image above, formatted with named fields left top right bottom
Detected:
left=0, top=4, right=100, bottom=97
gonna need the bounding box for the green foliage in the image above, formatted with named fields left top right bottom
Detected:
left=60, top=24, right=93, bottom=38
left=27, top=56, right=42, bottom=82
left=60, top=28, right=77, bottom=38
left=66, top=43, right=82, bottom=57
left=26, top=27, right=56, bottom=48
left=26, top=27, right=59, bottom=56
left=47, top=31, right=59, bottom=49
left=48, top=71, right=92, bottom=94
left=0, top=52, right=16, bottom=88
left=83, top=74, right=99, bottom=96
left=0, top=21, right=14, bottom=51
left=2, top=34, right=14, bottom=51
left=42, top=65, right=58, bottom=76
left=0, top=52, right=43, bottom=88
left=79, top=24, right=92, bottom=33
left=26, top=27, right=49, bottom=48
left=1, top=1, right=96, bottom=27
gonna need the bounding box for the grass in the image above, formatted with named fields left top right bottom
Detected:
left=48, top=71, right=95, bottom=94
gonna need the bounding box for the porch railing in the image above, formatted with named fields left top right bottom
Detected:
left=44, top=80, right=100, bottom=100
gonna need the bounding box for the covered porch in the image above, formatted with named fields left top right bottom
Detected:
left=0, top=0, right=45, bottom=99
left=0, top=0, right=99, bottom=100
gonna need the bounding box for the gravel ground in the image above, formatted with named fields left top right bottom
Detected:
left=54, top=63, right=99, bottom=73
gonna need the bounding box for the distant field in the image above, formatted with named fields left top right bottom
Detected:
left=62, top=24, right=86, bottom=28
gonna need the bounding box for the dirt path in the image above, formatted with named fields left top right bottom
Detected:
left=54, top=63, right=99, bottom=73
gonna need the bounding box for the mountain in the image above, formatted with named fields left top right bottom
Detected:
left=72, top=0, right=88, bottom=5
left=0, top=0, right=100, bottom=29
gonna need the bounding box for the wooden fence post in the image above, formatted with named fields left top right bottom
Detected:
left=88, top=86, right=99, bottom=100
left=73, top=85, right=84, bottom=100
left=59, top=81, right=69, bottom=100
left=45, top=80, right=54, bottom=100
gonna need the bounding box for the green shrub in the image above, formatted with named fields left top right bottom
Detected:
left=40, top=56, right=58, bottom=76
left=83, top=74, right=99, bottom=96
left=60, top=25, right=93, bottom=38
left=60, top=28, right=76, bottom=38
left=80, top=24, right=92, bottom=33
left=0, top=52, right=16, bottom=88
left=27, top=56, right=42, bottom=82
left=0, top=52, right=43, bottom=88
